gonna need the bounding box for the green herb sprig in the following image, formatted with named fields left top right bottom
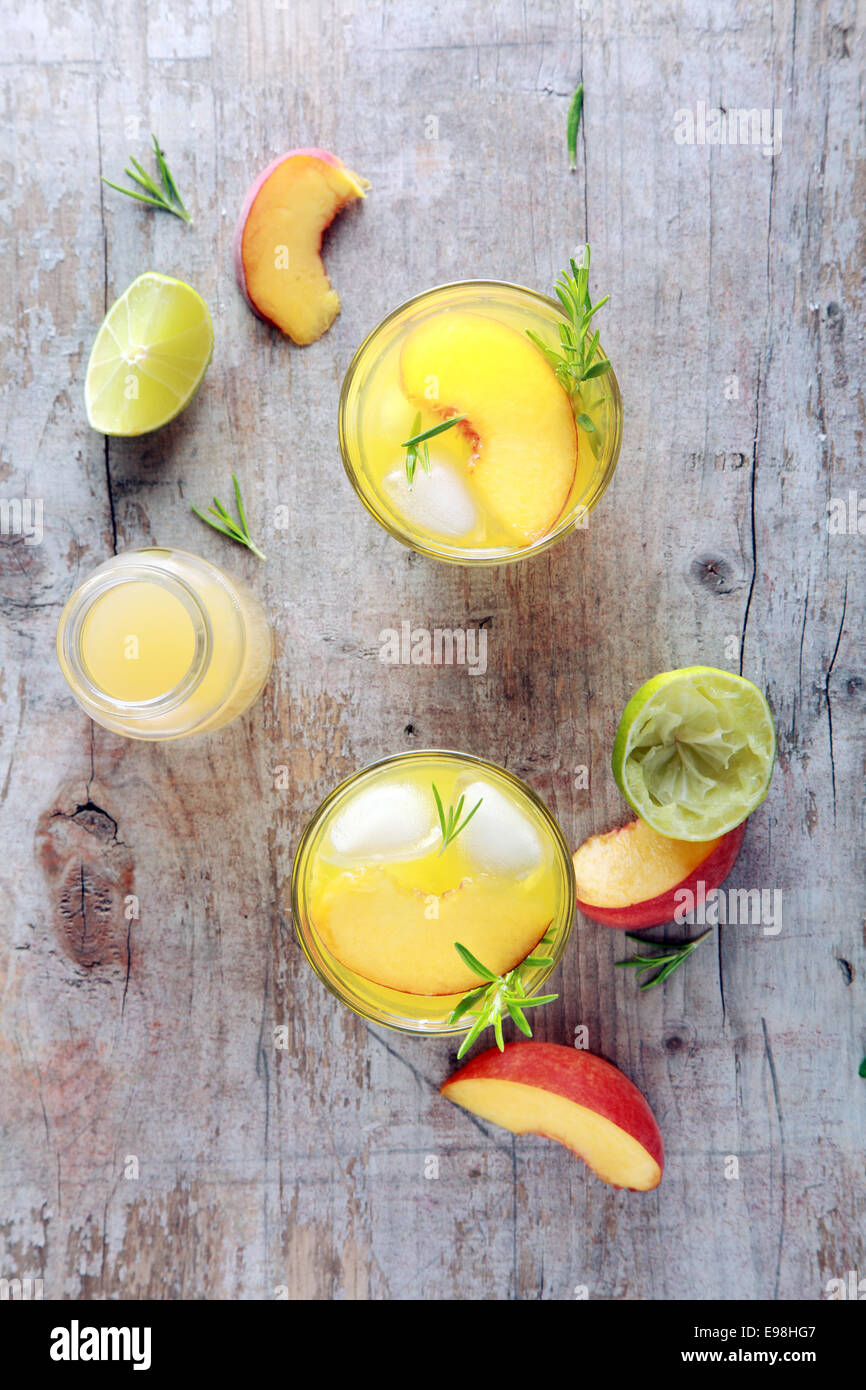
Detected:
left=526, top=243, right=610, bottom=432
left=450, top=933, right=558, bottom=1059
left=403, top=413, right=466, bottom=489
left=567, top=83, right=584, bottom=171
left=616, top=929, right=712, bottom=991
left=191, top=474, right=266, bottom=560
left=432, top=783, right=482, bottom=856
left=103, top=134, right=192, bottom=223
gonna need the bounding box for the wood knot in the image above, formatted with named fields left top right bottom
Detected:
left=691, top=555, right=737, bottom=596
left=36, top=785, right=134, bottom=972
left=70, top=802, right=119, bottom=841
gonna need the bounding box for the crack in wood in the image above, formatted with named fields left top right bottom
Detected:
left=824, top=578, right=848, bottom=825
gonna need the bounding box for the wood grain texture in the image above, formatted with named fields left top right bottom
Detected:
left=1, top=0, right=863, bottom=1300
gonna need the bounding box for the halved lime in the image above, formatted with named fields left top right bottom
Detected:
left=612, top=667, right=776, bottom=840
left=85, top=272, right=213, bottom=435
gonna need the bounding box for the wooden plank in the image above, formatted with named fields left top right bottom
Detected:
left=0, top=0, right=863, bottom=1300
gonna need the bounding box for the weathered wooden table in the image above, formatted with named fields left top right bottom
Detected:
left=2, top=0, right=863, bottom=1301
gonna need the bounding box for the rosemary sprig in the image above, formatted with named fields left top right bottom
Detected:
left=526, top=243, right=610, bottom=431
left=567, top=82, right=584, bottom=171
left=191, top=474, right=266, bottom=560
left=450, top=931, right=558, bottom=1060
left=403, top=413, right=466, bottom=489
left=432, top=783, right=482, bottom=856
left=616, top=929, right=712, bottom=991
left=102, top=134, right=192, bottom=223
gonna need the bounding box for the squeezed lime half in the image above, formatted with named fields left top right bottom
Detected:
left=85, top=272, right=213, bottom=435
left=612, top=666, right=776, bottom=840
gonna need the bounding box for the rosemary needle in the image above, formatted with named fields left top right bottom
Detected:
left=567, top=83, right=584, bottom=171
left=402, top=415, right=466, bottom=448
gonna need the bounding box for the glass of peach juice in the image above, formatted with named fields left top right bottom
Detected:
left=291, top=750, right=575, bottom=1035
left=338, top=280, right=622, bottom=563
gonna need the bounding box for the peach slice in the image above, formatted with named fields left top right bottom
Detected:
left=313, top=869, right=553, bottom=995
left=441, top=1043, right=664, bottom=1190
left=400, top=313, right=578, bottom=543
left=573, top=817, right=746, bottom=929
left=234, top=148, right=369, bottom=345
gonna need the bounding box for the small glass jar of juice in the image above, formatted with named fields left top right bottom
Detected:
left=338, top=280, right=623, bottom=564
left=56, top=548, right=273, bottom=740
left=292, top=750, right=575, bottom=1035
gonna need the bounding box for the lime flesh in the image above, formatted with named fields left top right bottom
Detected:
left=612, top=666, right=776, bottom=840
left=85, top=272, right=213, bottom=435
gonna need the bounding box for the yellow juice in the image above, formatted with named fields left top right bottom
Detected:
left=292, top=751, right=575, bottom=1033
left=81, top=582, right=197, bottom=702
left=339, top=281, right=622, bottom=563
left=57, top=548, right=273, bottom=740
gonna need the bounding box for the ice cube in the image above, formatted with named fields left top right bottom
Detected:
left=383, top=453, right=478, bottom=539
left=457, top=779, right=546, bottom=877
left=327, top=780, right=439, bottom=862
